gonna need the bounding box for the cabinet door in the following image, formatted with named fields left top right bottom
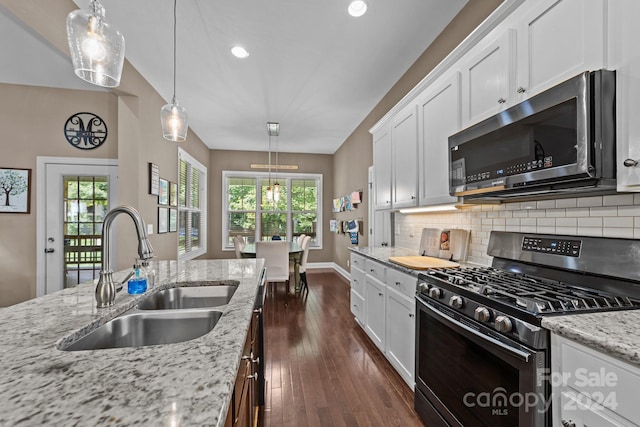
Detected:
left=461, top=29, right=514, bottom=126
left=350, top=264, right=365, bottom=296
left=350, top=289, right=365, bottom=326
left=516, top=0, right=606, bottom=101
left=364, top=274, right=386, bottom=351
left=385, top=288, right=415, bottom=388
left=417, top=72, right=461, bottom=206
left=373, top=126, right=392, bottom=209
left=609, top=0, right=640, bottom=190
left=391, top=104, right=418, bottom=208
left=373, top=210, right=393, bottom=247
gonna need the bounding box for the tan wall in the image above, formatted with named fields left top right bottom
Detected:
left=207, top=150, right=334, bottom=263
left=332, top=0, right=504, bottom=273
left=0, top=2, right=210, bottom=306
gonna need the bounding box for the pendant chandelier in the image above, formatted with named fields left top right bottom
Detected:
left=266, top=122, right=280, bottom=203
left=66, top=0, right=125, bottom=88
left=161, top=0, right=189, bottom=142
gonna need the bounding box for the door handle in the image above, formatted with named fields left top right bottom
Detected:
left=44, top=248, right=55, bottom=253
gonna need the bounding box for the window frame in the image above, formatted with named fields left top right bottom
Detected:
left=222, top=170, right=322, bottom=250
left=178, top=148, right=207, bottom=260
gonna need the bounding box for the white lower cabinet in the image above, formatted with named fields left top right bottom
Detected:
left=385, top=287, right=415, bottom=388
left=551, top=334, right=640, bottom=426
left=364, top=274, right=386, bottom=351
left=349, top=252, right=416, bottom=389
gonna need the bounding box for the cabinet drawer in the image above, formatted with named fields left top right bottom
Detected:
left=365, top=259, right=386, bottom=283
left=555, top=335, right=640, bottom=422
left=350, top=265, right=365, bottom=296
left=386, top=268, right=417, bottom=299
left=350, top=253, right=366, bottom=270
left=350, top=289, right=365, bottom=326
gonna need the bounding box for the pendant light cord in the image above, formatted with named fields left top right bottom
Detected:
left=172, top=0, right=177, bottom=100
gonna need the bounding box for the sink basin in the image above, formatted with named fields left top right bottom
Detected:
left=136, top=285, right=238, bottom=310
left=60, top=309, right=223, bottom=351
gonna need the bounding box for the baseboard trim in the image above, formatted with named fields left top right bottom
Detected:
left=307, top=262, right=350, bottom=281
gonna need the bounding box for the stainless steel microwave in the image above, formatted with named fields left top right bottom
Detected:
left=449, top=70, right=616, bottom=202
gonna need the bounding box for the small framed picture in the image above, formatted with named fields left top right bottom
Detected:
left=169, top=181, right=178, bottom=207
left=0, top=167, right=31, bottom=214
left=158, top=178, right=169, bottom=205
left=158, top=207, right=168, bottom=233
left=148, top=163, right=159, bottom=195
left=169, top=208, right=177, bottom=232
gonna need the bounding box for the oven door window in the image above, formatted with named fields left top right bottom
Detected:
left=418, top=303, right=536, bottom=426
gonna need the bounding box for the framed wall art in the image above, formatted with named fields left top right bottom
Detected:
left=169, top=181, right=178, bottom=207
left=158, top=207, right=168, bottom=233
left=149, top=163, right=159, bottom=195
left=0, top=167, right=31, bottom=214
left=158, top=178, right=169, bottom=205
left=169, top=208, right=177, bottom=232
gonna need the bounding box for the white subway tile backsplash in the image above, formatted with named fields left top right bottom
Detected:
left=555, top=198, right=577, bottom=208
left=603, top=228, right=633, bottom=238
left=604, top=217, right=633, bottom=228
left=589, top=206, right=618, bottom=217
left=545, top=209, right=566, bottom=218
left=578, top=217, right=603, bottom=228
left=395, top=193, right=640, bottom=265
left=577, top=196, right=603, bottom=207
left=537, top=218, right=556, bottom=227
left=536, top=200, right=556, bottom=209
left=603, top=194, right=635, bottom=206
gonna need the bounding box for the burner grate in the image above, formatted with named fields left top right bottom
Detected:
left=425, top=266, right=640, bottom=315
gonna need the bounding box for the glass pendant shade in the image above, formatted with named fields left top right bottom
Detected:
left=273, top=182, right=280, bottom=203
left=266, top=186, right=273, bottom=202
left=161, top=96, right=189, bottom=142
left=66, top=0, right=125, bottom=87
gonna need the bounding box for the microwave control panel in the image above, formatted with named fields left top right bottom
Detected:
left=522, top=237, right=581, bottom=257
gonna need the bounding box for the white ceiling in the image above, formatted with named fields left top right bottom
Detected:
left=1, top=0, right=468, bottom=154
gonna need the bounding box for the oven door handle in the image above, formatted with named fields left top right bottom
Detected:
left=423, top=302, right=532, bottom=363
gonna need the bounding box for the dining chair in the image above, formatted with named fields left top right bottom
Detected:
left=291, top=235, right=311, bottom=293
left=256, top=241, right=290, bottom=293
left=232, top=236, right=245, bottom=259
left=271, top=235, right=282, bottom=241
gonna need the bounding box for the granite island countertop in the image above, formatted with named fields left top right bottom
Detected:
left=542, top=310, right=640, bottom=368
left=0, top=258, right=264, bottom=426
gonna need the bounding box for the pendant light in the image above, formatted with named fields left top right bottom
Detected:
left=66, top=0, right=125, bottom=87
left=161, top=0, right=189, bottom=142
left=266, top=122, right=280, bottom=203
left=273, top=131, right=280, bottom=203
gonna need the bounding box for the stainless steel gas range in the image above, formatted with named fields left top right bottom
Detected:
left=414, top=231, right=640, bottom=427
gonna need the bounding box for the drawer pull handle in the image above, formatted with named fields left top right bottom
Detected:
left=624, top=158, right=638, bottom=167
left=517, top=86, right=526, bottom=94
left=498, top=97, right=506, bottom=104
left=561, top=420, right=575, bottom=427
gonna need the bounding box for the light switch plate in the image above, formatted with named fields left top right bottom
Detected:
left=147, top=224, right=153, bottom=235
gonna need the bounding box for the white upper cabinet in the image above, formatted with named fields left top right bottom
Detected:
left=609, top=0, right=640, bottom=190
left=460, top=29, right=515, bottom=126
left=373, top=125, right=392, bottom=210
left=391, top=104, right=419, bottom=209
left=417, top=72, right=461, bottom=206
left=515, top=0, right=606, bottom=101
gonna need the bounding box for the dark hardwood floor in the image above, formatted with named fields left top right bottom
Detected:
left=261, top=270, right=425, bottom=427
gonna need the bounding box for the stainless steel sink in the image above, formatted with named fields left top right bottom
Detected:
left=136, top=285, right=237, bottom=310
left=60, top=309, right=223, bottom=351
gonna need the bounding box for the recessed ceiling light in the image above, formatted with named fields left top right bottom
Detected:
left=348, top=0, right=367, bottom=17
left=231, top=46, right=249, bottom=59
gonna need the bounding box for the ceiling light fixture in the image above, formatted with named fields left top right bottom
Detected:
left=266, top=122, right=281, bottom=204
left=161, top=0, right=189, bottom=142
left=348, top=0, right=368, bottom=17
left=66, top=0, right=125, bottom=87
left=231, top=46, right=249, bottom=59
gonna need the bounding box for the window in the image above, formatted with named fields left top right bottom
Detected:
left=178, top=148, right=207, bottom=260
left=223, top=171, right=322, bottom=249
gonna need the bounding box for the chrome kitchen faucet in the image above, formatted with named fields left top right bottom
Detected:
left=95, top=206, right=154, bottom=308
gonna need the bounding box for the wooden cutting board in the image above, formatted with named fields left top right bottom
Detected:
left=388, top=256, right=460, bottom=270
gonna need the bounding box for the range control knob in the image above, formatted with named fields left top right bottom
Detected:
left=418, top=282, right=429, bottom=293
left=495, top=316, right=513, bottom=333
left=474, top=307, right=491, bottom=322
left=449, top=295, right=463, bottom=309
left=428, top=287, right=443, bottom=299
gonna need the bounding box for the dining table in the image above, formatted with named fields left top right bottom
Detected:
left=241, top=241, right=303, bottom=292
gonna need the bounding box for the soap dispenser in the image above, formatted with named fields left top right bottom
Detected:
left=141, top=259, right=156, bottom=289
left=127, top=261, right=148, bottom=294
